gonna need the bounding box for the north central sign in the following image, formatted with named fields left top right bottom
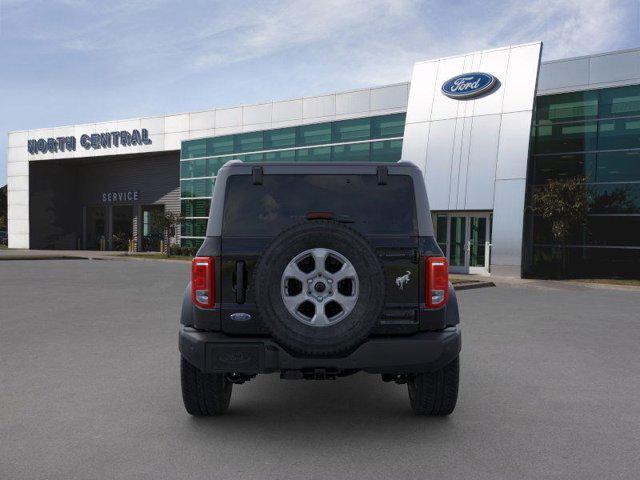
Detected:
left=441, top=72, right=497, bottom=99
left=27, top=128, right=152, bottom=155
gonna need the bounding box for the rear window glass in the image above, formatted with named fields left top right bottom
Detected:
left=222, top=174, right=417, bottom=236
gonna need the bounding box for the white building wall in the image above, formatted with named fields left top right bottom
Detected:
left=537, top=47, right=640, bottom=95
left=401, top=42, right=542, bottom=275
left=7, top=83, right=408, bottom=249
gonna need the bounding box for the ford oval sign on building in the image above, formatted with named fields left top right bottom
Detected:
left=441, top=72, right=497, bottom=99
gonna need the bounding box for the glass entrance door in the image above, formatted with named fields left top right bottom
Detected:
left=141, top=205, right=164, bottom=252
left=86, top=206, right=106, bottom=250
left=432, top=212, right=492, bottom=275
left=449, top=216, right=467, bottom=268
left=469, top=216, right=489, bottom=271
left=112, top=205, right=134, bottom=251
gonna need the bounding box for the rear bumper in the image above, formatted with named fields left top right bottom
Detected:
left=179, top=326, right=461, bottom=375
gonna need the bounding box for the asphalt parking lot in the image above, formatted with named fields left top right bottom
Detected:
left=1, top=259, right=639, bottom=480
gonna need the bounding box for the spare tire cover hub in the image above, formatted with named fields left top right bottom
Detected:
left=281, top=248, right=359, bottom=327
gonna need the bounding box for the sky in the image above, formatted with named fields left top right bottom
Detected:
left=1, top=0, right=639, bottom=186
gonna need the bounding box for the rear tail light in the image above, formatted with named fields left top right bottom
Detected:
left=192, top=257, right=215, bottom=308
left=426, top=256, right=449, bottom=308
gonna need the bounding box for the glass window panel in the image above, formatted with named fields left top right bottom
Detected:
left=332, top=118, right=370, bottom=142
left=206, top=136, right=234, bottom=156
left=597, top=119, right=640, bottom=150
left=590, top=183, right=640, bottom=214
left=243, top=153, right=264, bottom=162
left=598, top=84, right=640, bottom=118
left=535, top=91, right=598, bottom=123
left=264, top=149, right=296, bottom=162
left=181, top=139, right=207, bottom=159
left=296, top=123, right=331, bottom=146
left=234, top=131, right=263, bottom=153
left=435, top=214, right=447, bottom=254
left=371, top=113, right=406, bottom=139
left=264, top=128, right=296, bottom=149
left=194, top=179, right=209, bottom=197
left=596, top=151, right=640, bottom=182
left=207, top=157, right=228, bottom=176
left=531, top=153, right=597, bottom=183
left=180, top=180, right=193, bottom=198
left=181, top=199, right=211, bottom=218
left=529, top=245, right=640, bottom=279
left=180, top=160, right=193, bottom=179
left=181, top=219, right=208, bottom=237
left=370, top=139, right=403, bottom=162
left=182, top=179, right=215, bottom=198
left=534, top=121, right=598, bottom=154
left=223, top=174, right=417, bottom=235
left=189, top=159, right=207, bottom=178
left=182, top=238, right=204, bottom=249
left=530, top=183, right=640, bottom=216
left=530, top=215, right=562, bottom=244
left=586, top=215, right=640, bottom=247
left=449, top=216, right=466, bottom=267
left=331, top=143, right=370, bottom=162
left=296, top=147, right=331, bottom=162
left=469, top=217, right=488, bottom=267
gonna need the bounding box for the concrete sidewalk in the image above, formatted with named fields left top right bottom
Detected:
left=452, top=272, right=640, bottom=292
left=0, top=249, right=185, bottom=261
left=0, top=249, right=125, bottom=260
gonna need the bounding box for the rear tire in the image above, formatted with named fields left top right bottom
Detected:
left=408, top=357, right=459, bottom=416
left=181, top=356, right=232, bottom=416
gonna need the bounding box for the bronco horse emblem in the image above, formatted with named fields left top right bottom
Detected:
left=395, top=271, right=411, bottom=290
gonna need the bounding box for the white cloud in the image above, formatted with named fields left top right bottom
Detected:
left=189, top=0, right=419, bottom=70
left=4, top=0, right=634, bottom=85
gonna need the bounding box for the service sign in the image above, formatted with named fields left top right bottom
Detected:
left=102, top=191, right=139, bottom=203
left=441, top=72, right=497, bottom=99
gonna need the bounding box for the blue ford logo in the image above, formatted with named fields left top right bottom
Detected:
left=230, top=312, right=252, bottom=322
left=441, top=72, right=497, bottom=99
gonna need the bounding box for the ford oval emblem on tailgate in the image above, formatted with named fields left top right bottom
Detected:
left=230, top=312, right=252, bottom=322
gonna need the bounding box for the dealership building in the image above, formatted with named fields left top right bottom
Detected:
left=6, top=42, right=640, bottom=277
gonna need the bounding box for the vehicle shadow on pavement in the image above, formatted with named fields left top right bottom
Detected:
left=180, top=372, right=456, bottom=439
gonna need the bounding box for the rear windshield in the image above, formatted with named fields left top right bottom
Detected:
left=222, top=174, right=417, bottom=236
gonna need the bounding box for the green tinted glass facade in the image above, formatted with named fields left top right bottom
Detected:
left=524, top=84, right=640, bottom=278
left=180, top=113, right=406, bottom=248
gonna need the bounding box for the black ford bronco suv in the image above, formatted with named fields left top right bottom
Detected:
left=179, top=161, right=460, bottom=416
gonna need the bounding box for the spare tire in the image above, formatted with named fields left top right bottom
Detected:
left=253, top=220, right=385, bottom=356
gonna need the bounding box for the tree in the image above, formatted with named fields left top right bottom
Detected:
left=0, top=185, right=7, bottom=230
left=533, top=176, right=589, bottom=278
left=151, top=210, right=183, bottom=256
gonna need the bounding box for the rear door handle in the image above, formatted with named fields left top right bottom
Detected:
left=235, top=261, right=246, bottom=304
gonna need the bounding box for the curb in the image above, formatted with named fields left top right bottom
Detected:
left=115, top=255, right=191, bottom=264
left=453, top=281, right=495, bottom=291
left=0, top=255, right=90, bottom=261
left=0, top=254, right=190, bottom=263
left=560, top=280, right=640, bottom=292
